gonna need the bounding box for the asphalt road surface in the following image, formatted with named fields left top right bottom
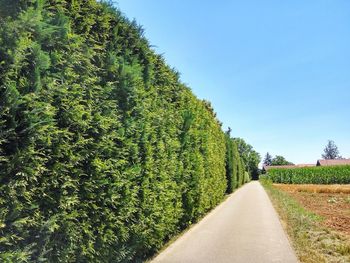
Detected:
left=152, top=181, right=298, bottom=263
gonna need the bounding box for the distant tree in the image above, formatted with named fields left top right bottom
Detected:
left=271, top=155, right=293, bottom=166
left=248, top=151, right=261, bottom=180
left=263, top=152, right=273, bottom=166
left=322, top=140, right=340, bottom=159
left=233, top=138, right=261, bottom=180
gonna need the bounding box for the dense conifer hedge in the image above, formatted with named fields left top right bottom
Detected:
left=224, top=132, right=247, bottom=193
left=0, top=1, right=248, bottom=261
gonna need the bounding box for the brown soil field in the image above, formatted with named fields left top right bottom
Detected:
left=273, top=183, right=350, bottom=194
left=274, top=184, right=350, bottom=235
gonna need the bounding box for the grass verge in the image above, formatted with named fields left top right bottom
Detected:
left=261, top=178, right=350, bottom=263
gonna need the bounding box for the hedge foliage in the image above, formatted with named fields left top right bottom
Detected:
left=224, top=132, right=248, bottom=193
left=267, top=165, right=350, bottom=184
left=0, top=1, right=248, bottom=262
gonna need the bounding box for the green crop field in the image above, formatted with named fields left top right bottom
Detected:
left=267, top=165, right=350, bottom=184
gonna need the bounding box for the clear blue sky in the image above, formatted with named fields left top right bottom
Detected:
left=116, top=0, right=350, bottom=164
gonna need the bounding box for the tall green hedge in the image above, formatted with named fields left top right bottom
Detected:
left=224, top=134, right=246, bottom=193
left=267, top=165, right=350, bottom=184
left=0, top=1, right=247, bottom=262
left=225, top=132, right=235, bottom=193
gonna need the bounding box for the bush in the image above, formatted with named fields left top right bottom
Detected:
left=244, top=171, right=250, bottom=183
left=0, top=1, right=245, bottom=262
left=225, top=133, right=242, bottom=193
left=267, top=165, right=350, bottom=184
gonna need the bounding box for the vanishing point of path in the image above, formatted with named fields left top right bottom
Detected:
left=152, top=181, right=298, bottom=263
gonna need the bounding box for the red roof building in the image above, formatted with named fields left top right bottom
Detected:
left=317, top=159, right=350, bottom=166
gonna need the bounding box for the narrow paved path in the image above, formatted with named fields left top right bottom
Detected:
left=152, top=181, right=298, bottom=263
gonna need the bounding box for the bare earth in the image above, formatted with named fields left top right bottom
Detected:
left=152, top=181, right=298, bottom=263
left=274, top=184, right=350, bottom=235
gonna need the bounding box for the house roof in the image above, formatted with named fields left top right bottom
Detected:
left=317, top=159, right=350, bottom=166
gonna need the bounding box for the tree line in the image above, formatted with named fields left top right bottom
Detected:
left=263, top=140, right=345, bottom=167
left=0, top=1, right=259, bottom=262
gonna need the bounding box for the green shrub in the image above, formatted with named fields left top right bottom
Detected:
left=225, top=133, right=240, bottom=193
left=267, top=165, right=350, bottom=184
left=0, top=1, right=244, bottom=262
left=244, top=171, right=250, bottom=183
